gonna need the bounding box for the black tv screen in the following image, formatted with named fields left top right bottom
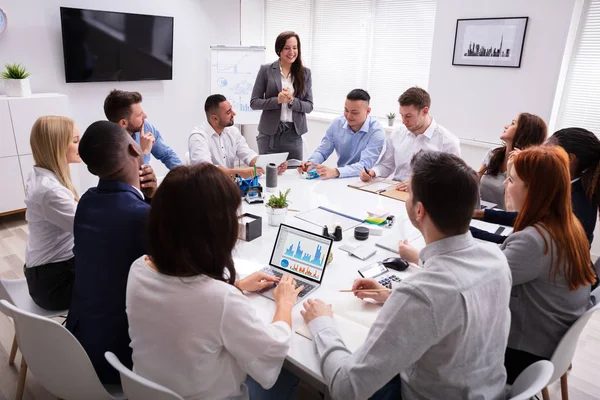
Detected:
left=59, top=7, right=174, bottom=82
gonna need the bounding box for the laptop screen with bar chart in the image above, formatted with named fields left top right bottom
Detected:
left=269, top=224, right=333, bottom=284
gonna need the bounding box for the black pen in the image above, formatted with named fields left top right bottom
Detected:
left=364, top=166, right=369, bottom=176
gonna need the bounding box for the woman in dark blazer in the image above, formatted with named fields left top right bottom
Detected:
left=250, top=31, right=313, bottom=160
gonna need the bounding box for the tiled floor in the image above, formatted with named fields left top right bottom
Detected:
left=0, top=212, right=598, bottom=399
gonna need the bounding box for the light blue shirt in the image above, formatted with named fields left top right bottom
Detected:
left=132, top=121, right=182, bottom=170
left=307, top=116, right=385, bottom=178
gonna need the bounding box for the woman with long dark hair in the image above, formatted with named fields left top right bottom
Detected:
left=479, top=113, right=547, bottom=209
left=250, top=31, right=313, bottom=160
left=501, top=146, right=595, bottom=383
left=126, top=164, right=301, bottom=399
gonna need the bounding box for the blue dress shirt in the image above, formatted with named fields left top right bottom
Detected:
left=307, top=116, right=385, bottom=178
left=132, top=121, right=182, bottom=170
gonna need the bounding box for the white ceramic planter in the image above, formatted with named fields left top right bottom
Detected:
left=266, top=206, right=287, bottom=226
left=387, top=118, right=395, bottom=127
left=4, top=79, right=31, bottom=97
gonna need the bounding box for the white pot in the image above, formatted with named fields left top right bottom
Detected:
left=266, top=206, right=287, bottom=227
left=387, top=118, right=395, bottom=127
left=4, top=78, right=31, bottom=97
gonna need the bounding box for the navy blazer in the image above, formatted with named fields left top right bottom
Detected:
left=66, top=179, right=150, bottom=384
left=250, top=60, right=313, bottom=135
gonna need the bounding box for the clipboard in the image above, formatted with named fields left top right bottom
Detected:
left=348, top=178, right=409, bottom=202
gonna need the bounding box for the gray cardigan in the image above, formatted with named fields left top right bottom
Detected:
left=501, top=225, right=592, bottom=358
left=250, top=61, right=313, bottom=135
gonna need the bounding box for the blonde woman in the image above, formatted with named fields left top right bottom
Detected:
left=24, top=116, right=81, bottom=310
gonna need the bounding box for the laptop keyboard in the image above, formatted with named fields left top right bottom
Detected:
left=262, top=267, right=316, bottom=298
left=378, top=274, right=401, bottom=287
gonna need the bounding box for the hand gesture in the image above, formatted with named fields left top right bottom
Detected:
left=239, top=167, right=264, bottom=179
left=278, top=162, right=288, bottom=175
left=139, top=123, right=155, bottom=155
left=351, top=278, right=390, bottom=302
left=235, top=271, right=279, bottom=292
left=315, top=164, right=339, bottom=179
left=398, top=240, right=419, bottom=264
left=395, top=180, right=409, bottom=192
left=139, top=164, right=157, bottom=198
left=360, top=168, right=375, bottom=182
left=273, top=274, right=303, bottom=307
left=301, top=298, right=333, bottom=324
left=278, top=90, right=291, bottom=104
left=297, top=161, right=313, bottom=173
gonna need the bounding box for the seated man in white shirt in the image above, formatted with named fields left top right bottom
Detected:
left=302, top=150, right=512, bottom=400
left=361, top=87, right=461, bottom=190
left=189, top=94, right=286, bottom=178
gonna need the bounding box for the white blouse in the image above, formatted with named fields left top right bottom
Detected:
left=126, top=256, right=292, bottom=400
left=24, top=167, right=77, bottom=267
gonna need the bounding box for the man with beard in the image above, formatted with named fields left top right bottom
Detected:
left=104, top=90, right=182, bottom=170
left=301, top=151, right=512, bottom=400
left=189, top=94, right=285, bottom=178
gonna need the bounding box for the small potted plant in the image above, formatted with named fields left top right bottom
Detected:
left=387, top=112, right=396, bottom=127
left=2, top=63, right=31, bottom=97
left=265, top=188, right=290, bottom=226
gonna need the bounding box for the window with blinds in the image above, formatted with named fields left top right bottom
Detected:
left=265, top=0, right=437, bottom=116
left=556, top=0, right=600, bottom=134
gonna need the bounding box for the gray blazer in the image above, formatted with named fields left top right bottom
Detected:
left=250, top=61, right=313, bottom=135
left=501, top=225, right=592, bottom=358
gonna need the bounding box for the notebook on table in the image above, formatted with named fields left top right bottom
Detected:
left=348, top=178, right=409, bottom=202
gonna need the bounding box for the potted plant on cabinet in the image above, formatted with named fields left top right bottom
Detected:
left=265, top=188, right=290, bottom=226
left=387, top=112, right=396, bottom=127
left=2, top=63, right=31, bottom=97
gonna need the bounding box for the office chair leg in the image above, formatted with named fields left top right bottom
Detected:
left=560, top=373, right=569, bottom=400
left=8, top=334, right=17, bottom=365
left=542, top=386, right=550, bottom=400
left=15, top=357, right=27, bottom=400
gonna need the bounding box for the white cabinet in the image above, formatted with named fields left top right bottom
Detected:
left=0, top=94, right=69, bottom=215
left=0, top=100, right=17, bottom=158
left=0, top=157, right=27, bottom=213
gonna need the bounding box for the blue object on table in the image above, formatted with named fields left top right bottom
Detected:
left=235, top=174, right=260, bottom=197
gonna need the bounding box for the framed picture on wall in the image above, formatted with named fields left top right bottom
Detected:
left=452, top=17, right=528, bottom=68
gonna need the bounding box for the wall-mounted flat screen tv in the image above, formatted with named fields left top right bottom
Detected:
left=59, top=7, right=174, bottom=82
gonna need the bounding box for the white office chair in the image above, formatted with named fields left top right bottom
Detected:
left=540, top=293, right=600, bottom=400
left=508, top=360, right=554, bottom=400
left=105, top=352, right=184, bottom=400
left=0, top=278, right=68, bottom=400
left=0, top=299, right=124, bottom=400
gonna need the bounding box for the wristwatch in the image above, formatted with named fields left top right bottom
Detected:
left=288, top=98, right=294, bottom=109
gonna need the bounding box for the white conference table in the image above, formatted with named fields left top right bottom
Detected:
left=232, top=170, right=424, bottom=387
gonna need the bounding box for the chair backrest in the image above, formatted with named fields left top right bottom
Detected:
left=105, top=352, right=184, bottom=400
left=0, top=278, right=15, bottom=304
left=508, top=360, right=554, bottom=400
left=0, top=300, right=116, bottom=400
left=184, top=151, right=190, bottom=166
left=548, top=301, right=600, bottom=384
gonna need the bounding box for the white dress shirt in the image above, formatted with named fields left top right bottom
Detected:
left=24, top=167, right=77, bottom=267
left=188, top=122, right=257, bottom=168
left=372, top=119, right=461, bottom=181
left=280, top=67, right=294, bottom=123
left=126, top=256, right=292, bottom=400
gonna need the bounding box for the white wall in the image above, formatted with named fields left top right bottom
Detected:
left=0, top=0, right=241, bottom=191
left=428, top=0, right=578, bottom=145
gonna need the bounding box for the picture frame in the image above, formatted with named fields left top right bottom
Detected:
left=452, top=17, right=528, bottom=68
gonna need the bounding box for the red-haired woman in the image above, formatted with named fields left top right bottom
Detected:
left=501, top=146, right=596, bottom=383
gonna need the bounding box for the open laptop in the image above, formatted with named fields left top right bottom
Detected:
left=259, top=224, right=333, bottom=304
left=254, top=152, right=289, bottom=170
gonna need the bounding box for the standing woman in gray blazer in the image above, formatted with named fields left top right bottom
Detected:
left=501, top=146, right=596, bottom=384
left=250, top=31, right=313, bottom=160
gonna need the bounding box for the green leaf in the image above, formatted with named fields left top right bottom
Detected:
left=266, top=188, right=291, bottom=208
left=1, top=63, right=30, bottom=79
